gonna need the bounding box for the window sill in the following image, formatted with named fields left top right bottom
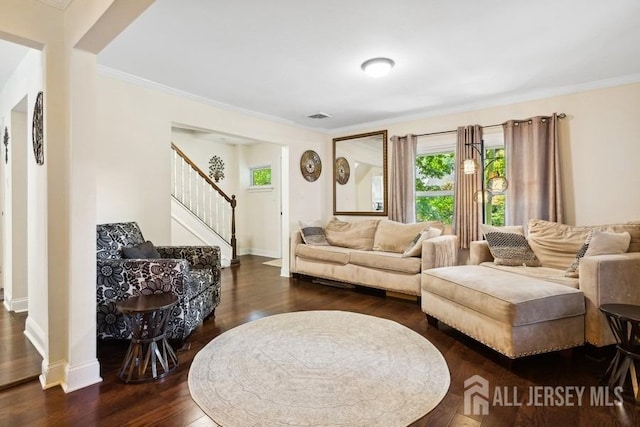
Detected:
left=247, top=185, right=274, bottom=192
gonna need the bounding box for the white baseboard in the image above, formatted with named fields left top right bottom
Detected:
left=9, top=296, right=28, bottom=313
left=25, top=316, right=46, bottom=358
left=39, top=359, right=66, bottom=390
left=62, top=360, right=102, bottom=393
left=241, top=248, right=281, bottom=258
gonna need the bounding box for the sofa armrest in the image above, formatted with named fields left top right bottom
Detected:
left=156, top=246, right=221, bottom=271
left=422, top=235, right=458, bottom=270
left=470, top=240, right=493, bottom=265
left=290, top=231, right=304, bottom=273
left=579, top=252, right=640, bottom=346
left=97, top=258, right=189, bottom=296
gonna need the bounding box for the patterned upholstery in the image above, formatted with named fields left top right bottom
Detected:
left=96, top=222, right=221, bottom=340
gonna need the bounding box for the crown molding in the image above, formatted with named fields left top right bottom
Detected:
left=96, top=65, right=332, bottom=134
left=329, top=73, right=640, bottom=135
left=97, top=65, right=640, bottom=137
left=39, top=0, right=73, bottom=10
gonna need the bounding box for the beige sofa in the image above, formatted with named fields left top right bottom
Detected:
left=421, top=219, right=640, bottom=359
left=291, top=218, right=458, bottom=296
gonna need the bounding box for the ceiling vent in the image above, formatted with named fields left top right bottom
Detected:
left=307, top=112, right=332, bottom=119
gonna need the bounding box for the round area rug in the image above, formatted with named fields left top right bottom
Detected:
left=188, top=310, right=450, bottom=427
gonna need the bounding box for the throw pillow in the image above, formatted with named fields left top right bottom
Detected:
left=298, top=220, right=329, bottom=246
left=584, top=230, right=631, bottom=256
left=372, top=220, right=431, bottom=253
left=402, top=227, right=443, bottom=257
left=325, top=217, right=380, bottom=250
left=528, top=219, right=640, bottom=269
left=122, top=240, right=161, bottom=259
left=564, top=232, right=593, bottom=278
left=564, top=230, right=631, bottom=278
left=481, top=224, right=541, bottom=267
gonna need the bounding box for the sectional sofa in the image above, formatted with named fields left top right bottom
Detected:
left=291, top=217, right=458, bottom=296
left=421, top=219, right=640, bottom=359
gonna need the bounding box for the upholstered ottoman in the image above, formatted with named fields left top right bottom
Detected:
left=421, top=265, right=585, bottom=358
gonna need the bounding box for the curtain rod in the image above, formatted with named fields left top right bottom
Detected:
left=414, top=113, right=566, bottom=138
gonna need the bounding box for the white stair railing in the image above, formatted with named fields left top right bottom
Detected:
left=171, top=143, right=238, bottom=265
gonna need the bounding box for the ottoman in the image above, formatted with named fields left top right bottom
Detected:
left=421, top=265, right=586, bottom=358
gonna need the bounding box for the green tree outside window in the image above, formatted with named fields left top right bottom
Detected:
left=251, top=167, right=272, bottom=186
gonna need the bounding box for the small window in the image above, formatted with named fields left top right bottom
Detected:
left=250, top=166, right=272, bottom=187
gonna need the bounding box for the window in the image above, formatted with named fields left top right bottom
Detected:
left=414, top=129, right=507, bottom=226
left=415, top=151, right=455, bottom=224
left=484, top=147, right=506, bottom=226
left=250, top=166, right=272, bottom=187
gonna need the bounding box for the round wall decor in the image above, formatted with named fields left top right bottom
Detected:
left=32, top=91, right=44, bottom=165
left=300, top=150, right=322, bottom=182
left=335, top=157, right=350, bottom=185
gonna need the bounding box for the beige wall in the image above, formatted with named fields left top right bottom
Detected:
left=97, top=75, right=329, bottom=251
left=338, top=82, right=640, bottom=226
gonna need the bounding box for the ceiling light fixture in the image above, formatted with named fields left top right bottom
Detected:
left=361, top=57, right=395, bottom=78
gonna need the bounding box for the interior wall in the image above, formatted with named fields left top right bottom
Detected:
left=238, top=142, right=282, bottom=258
left=339, top=82, right=640, bottom=226
left=0, top=49, right=46, bottom=336
left=9, top=106, right=28, bottom=312
left=97, top=75, right=329, bottom=249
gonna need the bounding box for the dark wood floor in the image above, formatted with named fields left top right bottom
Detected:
left=0, top=300, right=42, bottom=390
left=0, top=255, right=638, bottom=426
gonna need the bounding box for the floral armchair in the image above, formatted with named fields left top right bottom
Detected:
left=97, top=222, right=221, bottom=340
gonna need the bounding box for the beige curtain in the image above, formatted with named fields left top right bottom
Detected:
left=453, top=125, right=483, bottom=248
left=389, top=134, right=417, bottom=223
left=503, top=114, right=563, bottom=225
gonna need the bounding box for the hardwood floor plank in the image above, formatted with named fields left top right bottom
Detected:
left=0, top=255, right=637, bottom=426
left=0, top=306, right=42, bottom=391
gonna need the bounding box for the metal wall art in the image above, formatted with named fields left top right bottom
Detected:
left=208, top=154, right=225, bottom=182
left=3, top=126, right=8, bottom=164
left=335, top=157, right=350, bottom=185
left=32, top=91, right=44, bottom=165
left=300, top=150, right=322, bottom=182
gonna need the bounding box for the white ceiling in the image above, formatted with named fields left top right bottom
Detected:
left=2, top=1, right=640, bottom=134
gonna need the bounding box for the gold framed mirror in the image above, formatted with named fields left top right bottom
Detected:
left=333, top=130, right=388, bottom=216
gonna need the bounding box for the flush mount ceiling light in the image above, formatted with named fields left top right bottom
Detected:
left=361, top=57, right=395, bottom=78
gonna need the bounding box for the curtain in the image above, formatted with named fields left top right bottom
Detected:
left=389, top=134, right=417, bottom=223
left=453, top=125, right=483, bottom=248
left=503, top=114, right=563, bottom=225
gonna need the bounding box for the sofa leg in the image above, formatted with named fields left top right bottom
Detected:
left=426, top=314, right=439, bottom=327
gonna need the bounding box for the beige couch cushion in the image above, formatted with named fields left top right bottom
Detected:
left=295, top=244, right=351, bottom=265
left=325, top=218, right=380, bottom=250
left=480, top=262, right=579, bottom=288
left=527, top=219, right=640, bottom=269
left=372, top=220, right=430, bottom=253
left=422, top=265, right=585, bottom=326
left=350, top=250, right=422, bottom=274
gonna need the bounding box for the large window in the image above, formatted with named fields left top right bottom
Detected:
left=415, top=131, right=507, bottom=226
left=415, top=152, right=455, bottom=224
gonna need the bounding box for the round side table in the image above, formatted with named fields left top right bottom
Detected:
left=116, top=293, right=179, bottom=383
left=600, top=303, right=640, bottom=403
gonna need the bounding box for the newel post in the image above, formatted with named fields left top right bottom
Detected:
left=230, top=195, right=240, bottom=266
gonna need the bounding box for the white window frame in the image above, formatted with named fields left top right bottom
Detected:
left=414, top=127, right=505, bottom=223
left=248, top=165, right=274, bottom=191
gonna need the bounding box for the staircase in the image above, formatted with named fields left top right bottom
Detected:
left=171, top=143, right=239, bottom=267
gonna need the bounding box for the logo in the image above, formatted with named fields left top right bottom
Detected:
left=462, top=375, right=624, bottom=415
left=464, top=374, right=489, bottom=415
